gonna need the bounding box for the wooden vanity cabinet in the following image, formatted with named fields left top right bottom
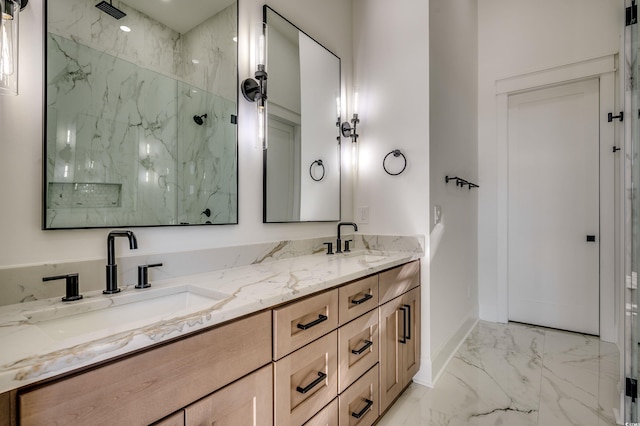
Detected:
left=338, top=365, right=379, bottom=426
left=304, top=398, right=339, bottom=426
left=379, top=285, right=421, bottom=413
left=273, top=289, right=339, bottom=360
left=379, top=260, right=420, bottom=305
left=338, top=275, right=378, bottom=325
left=153, top=411, right=185, bottom=426
left=11, top=260, right=421, bottom=425
left=18, top=311, right=272, bottom=426
left=274, top=331, right=338, bottom=425
left=337, top=307, right=379, bottom=393
left=185, top=364, right=273, bottom=426
left=0, top=390, right=16, bottom=426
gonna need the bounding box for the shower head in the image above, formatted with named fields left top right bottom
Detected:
left=193, top=114, right=207, bottom=126
left=95, top=1, right=126, bottom=19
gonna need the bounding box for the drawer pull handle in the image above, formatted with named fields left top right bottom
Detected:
left=297, top=314, right=328, bottom=330
left=351, top=399, right=374, bottom=419
left=404, top=303, right=412, bottom=340
left=351, top=340, right=373, bottom=355
left=399, top=307, right=407, bottom=344
left=296, top=371, right=327, bottom=394
left=351, top=293, right=373, bottom=305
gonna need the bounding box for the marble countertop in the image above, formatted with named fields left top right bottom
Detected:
left=0, top=250, right=420, bottom=394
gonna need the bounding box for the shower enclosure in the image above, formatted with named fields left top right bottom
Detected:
left=627, top=0, right=640, bottom=421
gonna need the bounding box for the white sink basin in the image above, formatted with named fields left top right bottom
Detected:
left=24, top=285, right=229, bottom=341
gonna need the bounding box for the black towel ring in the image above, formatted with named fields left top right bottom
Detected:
left=309, top=159, right=325, bottom=181
left=383, top=149, right=407, bottom=176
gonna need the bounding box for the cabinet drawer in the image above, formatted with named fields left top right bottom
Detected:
left=18, top=311, right=272, bottom=426
left=153, top=411, right=184, bottom=426
left=379, top=261, right=420, bottom=304
left=338, top=365, right=379, bottom=426
left=273, top=289, right=338, bottom=360
left=338, top=308, right=379, bottom=393
left=338, top=275, right=378, bottom=325
left=185, top=364, right=273, bottom=426
left=303, top=398, right=338, bottom=426
left=274, top=331, right=338, bottom=426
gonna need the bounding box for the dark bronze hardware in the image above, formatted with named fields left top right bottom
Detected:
left=351, top=399, right=374, bottom=419
left=351, top=340, right=373, bottom=355
left=351, top=293, right=373, bottom=305
left=296, top=371, right=327, bottom=394
left=297, top=314, right=328, bottom=330
left=404, top=304, right=412, bottom=340
left=136, top=263, right=163, bottom=289
left=43, top=273, right=83, bottom=302
left=399, top=307, right=407, bottom=344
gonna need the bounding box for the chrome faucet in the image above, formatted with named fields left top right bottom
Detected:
left=336, top=222, right=358, bottom=253
left=104, top=230, right=138, bottom=294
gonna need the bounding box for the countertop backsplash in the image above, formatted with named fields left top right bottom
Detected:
left=0, top=234, right=424, bottom=307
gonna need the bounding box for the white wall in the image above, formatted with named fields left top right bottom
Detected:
left=352, top=0, right=431, bottom=383
left=478, top=1, right=623, bottom=321
left=0, top=0, right=352, bottom=269
left=429, top=0, right=479, bottom=381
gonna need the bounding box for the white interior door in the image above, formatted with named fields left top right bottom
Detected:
left=507, top=78, right=600, bottom=335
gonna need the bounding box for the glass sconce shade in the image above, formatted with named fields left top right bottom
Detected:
left=241, top=23, right=268, bottom=149
left=0, top=0, right=20, bottom=96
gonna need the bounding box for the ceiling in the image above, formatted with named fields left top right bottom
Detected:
left=121, top=0, right=235, bottom=34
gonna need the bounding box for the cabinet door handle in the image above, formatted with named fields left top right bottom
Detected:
left=351, top=340, right=373, bottom=355
left=297, top=314, right=328, bottom=330
left=351, top=399, right=374, bottom=419
left=296, top=371, right=327, bottom=394
left=351, top=293, right=373, bottom=305
left=399, top=307, right=407, bottom=344
left=403, top=303, right=412, bottom=340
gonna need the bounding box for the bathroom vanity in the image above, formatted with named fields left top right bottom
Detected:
left=0, top=254, right=421, bottom=425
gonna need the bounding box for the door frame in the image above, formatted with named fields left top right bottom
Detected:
left=495, top=54, right=617, bottom=341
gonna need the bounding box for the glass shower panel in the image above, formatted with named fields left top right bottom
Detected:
left=627, top=0, right=640, bottom=420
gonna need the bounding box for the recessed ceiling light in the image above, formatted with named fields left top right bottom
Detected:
left=191, top=59, right=200, bottom=64
left=120, top=25, right=131, bottom=32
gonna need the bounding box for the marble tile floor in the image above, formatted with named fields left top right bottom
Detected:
left=378, top=321, right=620, bottom=426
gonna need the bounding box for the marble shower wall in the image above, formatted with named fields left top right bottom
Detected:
left=45, top=0, right=237, bottom=228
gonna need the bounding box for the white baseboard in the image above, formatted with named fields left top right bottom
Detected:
left=430, top=314, right=478, bottom=386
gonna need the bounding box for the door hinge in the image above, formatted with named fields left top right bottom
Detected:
left=628, top=1, right=637, bottom=26
left=626, top=377, right=637, bottom=402
left=608, top=112, right=624, bottom=122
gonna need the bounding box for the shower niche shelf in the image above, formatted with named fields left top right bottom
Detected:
left=48, top=182, right=122, bottom=209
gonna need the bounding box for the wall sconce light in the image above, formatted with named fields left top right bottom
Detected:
left=241, top=26, right=268, bottom=149
left=340, top=91, right=359, bottom=143
left=0, top=0, right=27, bottom=96
left=341, top=91, right=359, bottom=168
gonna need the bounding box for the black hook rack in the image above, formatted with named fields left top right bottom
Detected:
left=309, top=159, right=325, bottom=182
left=608, top=112, right=623, bottom=122
left=383, top=149, right=407, bottom=176
left=445, top=175, right=479, bottom=190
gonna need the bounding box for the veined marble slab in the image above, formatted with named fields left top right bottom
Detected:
left=0, top=235, right=424, bottom=393
left=0, top=234, right=424, bottom=306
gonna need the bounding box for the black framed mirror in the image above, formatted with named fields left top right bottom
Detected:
left=263, top=6, right=341, bottom=223
left=43, top=0, right=238, bottom=228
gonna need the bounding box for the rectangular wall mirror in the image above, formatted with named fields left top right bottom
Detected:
left=44, top=0, right=238, bottom=228
left=263, top=6, right=341, bottom=223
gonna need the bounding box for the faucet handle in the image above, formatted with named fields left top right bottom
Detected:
left=323, top=242, right=334, bottom=255
left=344, top=239, right=353, bottom=253
left=136, top=263, right=163, bottom=289
left=43, top=273, right=83, bottom=302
